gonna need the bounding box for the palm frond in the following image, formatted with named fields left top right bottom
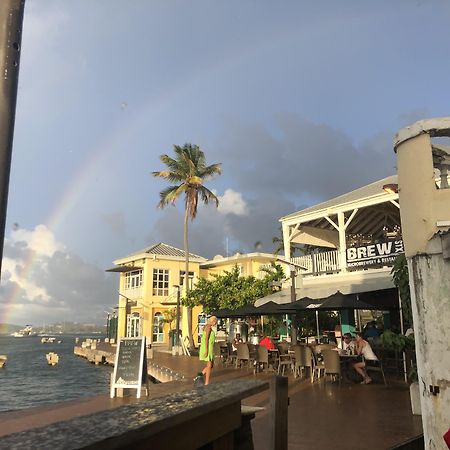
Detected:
left=199, top=163, right=222, bottom=179
left=157, top=184, right=185, bottom=208
left=198, top=186, right=219, bottom=207
left=152, top=170, right=185, bottom=184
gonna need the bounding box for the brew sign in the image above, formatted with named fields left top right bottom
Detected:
left=110, top=337, right=149, bottom=398
left=346, top=239, right=404, bottom=269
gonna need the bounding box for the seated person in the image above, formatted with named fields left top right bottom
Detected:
left=352, top=332, right=379, bottom=384
left=259, top=335, right=276, bottom=350
left=363, top=321, right=380, bottom=339
left=341, top=333, right=356, bottom=354
left=232, top=333, right=243, bottom=352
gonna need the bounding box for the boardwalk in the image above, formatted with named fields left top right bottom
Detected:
left=0, top=348, right=422, bottom=449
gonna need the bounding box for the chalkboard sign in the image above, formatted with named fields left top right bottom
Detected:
left=110, top=337, right=149, bottom=398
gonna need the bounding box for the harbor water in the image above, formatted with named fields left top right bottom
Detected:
left=0, top=335, right=112, bottom=413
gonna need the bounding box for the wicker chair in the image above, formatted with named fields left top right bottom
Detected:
left=292, top=345, right=314, bottom=381
left=322, top=349, right=342, bottom=385
left=236, top=343, right=254, bottom=369
left=311, top=345, right=326, bottom=381
left=255, top=345, right=270, bottom=373
left=365, top=355, right=387, bottom=385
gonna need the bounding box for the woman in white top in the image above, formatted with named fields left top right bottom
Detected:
left=352, top=332, right=378, bottom=384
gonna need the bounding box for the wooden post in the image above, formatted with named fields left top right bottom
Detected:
left=269, top=376, right=288, bottom=450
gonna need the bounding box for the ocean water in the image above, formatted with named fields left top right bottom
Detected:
left=0, top=335, right=112, bottom=413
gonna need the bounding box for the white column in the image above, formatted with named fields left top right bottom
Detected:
left=337, top=212, right=347, bottom=273
left=282, top=223, right=291, bottom=261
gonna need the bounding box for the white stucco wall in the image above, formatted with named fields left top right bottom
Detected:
left=408, top=235, right=450, bottom=450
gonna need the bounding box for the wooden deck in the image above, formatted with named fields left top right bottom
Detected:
left=0, top=349, right=422, bottom=449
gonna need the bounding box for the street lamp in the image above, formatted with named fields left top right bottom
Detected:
left=173, top=285, right=181, bottom=354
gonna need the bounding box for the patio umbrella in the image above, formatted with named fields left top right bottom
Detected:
left=225, top=303, right=260, bottom=318
left=318, top=291, right=376, bottom=311
left=255, top=301, right=296, bottom=315
left=210, top=308, right=235, bottom=319
left=279, top=297, right=324, bottom=311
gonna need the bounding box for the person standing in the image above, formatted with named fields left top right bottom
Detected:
left=197, top=316, right=218, bottom=386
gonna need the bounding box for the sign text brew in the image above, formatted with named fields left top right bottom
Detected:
left=346, top=239, right=404, bottom=268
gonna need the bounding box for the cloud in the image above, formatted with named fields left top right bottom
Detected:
left=0, top=225, right=116, bottom=325
left=217, top=189, right=248, bottom=216
left=10, top=224, right=64, bottom=257
left=145, top=114, right=396, bottom=259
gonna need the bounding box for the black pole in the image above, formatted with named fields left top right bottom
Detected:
left=0, top=0, right=25, bottom=277
left=290, top=265, right=298, bottom=343
left=176, top=286, right=181, bottom=349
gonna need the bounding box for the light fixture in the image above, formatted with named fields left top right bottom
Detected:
left=383, top=183, right=398, bottom=194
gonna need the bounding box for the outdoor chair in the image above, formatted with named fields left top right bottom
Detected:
left=255, top=345, right=270, bottom=373
left=277, top=342, right=289, bottom=355
left=226, top=342, right=237, bottom=367
left=236, top=343, right=254, bottom=369
left=311, top=345, right=326, bottom=381
left=322, top=349, right=342, bottom=385
left=247, top=343, right=258, bottom=362
left=365, top=357, right=387, bottom=385
left=277, top=343, right=293, bottom=375
left=292, top=345, right=314, bottom=381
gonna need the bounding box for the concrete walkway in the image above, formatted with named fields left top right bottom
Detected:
left=0, top=350, right=422, bottom=449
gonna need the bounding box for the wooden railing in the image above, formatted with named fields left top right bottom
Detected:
left=291, top=250, right=340, bottom=275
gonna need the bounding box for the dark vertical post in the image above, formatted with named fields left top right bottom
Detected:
left=289, top=265, right=298, bottom=343
left=0, top=0, right=25, bottom=276
left=175, top=285, right=181, bottom=349
left=269, top=375, right=288, bottom=450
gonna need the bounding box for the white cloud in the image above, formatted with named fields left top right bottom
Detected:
left=0, top=225, right=116, bottom=325
left=10, top=224, right=64, bottom=257
left=217, top=189, right=248, bottom=216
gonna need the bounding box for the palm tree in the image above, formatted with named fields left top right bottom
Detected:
left=153, top=143, right=221, bottom=349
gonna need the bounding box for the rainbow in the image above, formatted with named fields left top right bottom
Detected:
left=0, top=29, right=283, bottom=330
left=0, top=97, right=158, bottom=328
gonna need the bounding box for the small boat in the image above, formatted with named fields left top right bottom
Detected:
left=0, top=355, right=7, bottom=368
left=12, top=325, right=36, bottom=337
left=46, top=352, right=59, bottom=366
left=41, top=337, right=56, bottom=344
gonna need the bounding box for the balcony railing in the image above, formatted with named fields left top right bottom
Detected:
left=291, top=250, right=340, bottom=276
left=121, top=287, right=143, bottom=300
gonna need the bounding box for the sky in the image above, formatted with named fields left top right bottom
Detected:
left=1, top=0, right=450, bottom=326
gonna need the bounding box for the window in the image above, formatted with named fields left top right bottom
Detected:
left=126, top=312, right=141, bottom=337
left=153, top=268, right=169, bottom=296
left=125, top=270, right=143, bottom=289
left=179, top=271, right=194, bottom=290
left=153, top=312, right=164, bottom=343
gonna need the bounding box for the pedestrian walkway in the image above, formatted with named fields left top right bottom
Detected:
left=0, top=350, right=422, bottom=449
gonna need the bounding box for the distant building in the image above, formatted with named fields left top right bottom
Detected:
left=107, top=243, right=278, bottom=345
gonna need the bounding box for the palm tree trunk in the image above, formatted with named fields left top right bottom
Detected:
left=184, top=206, right=194, bottom=349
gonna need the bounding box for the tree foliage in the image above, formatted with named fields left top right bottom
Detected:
left=183, top=264, right=284, bottom=313
left=391, top=254, right=413, bottom=328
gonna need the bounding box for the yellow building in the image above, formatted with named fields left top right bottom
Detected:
left=107, top=243, right=278, bottom=346
left=200, top=252, right=278, bottom=279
